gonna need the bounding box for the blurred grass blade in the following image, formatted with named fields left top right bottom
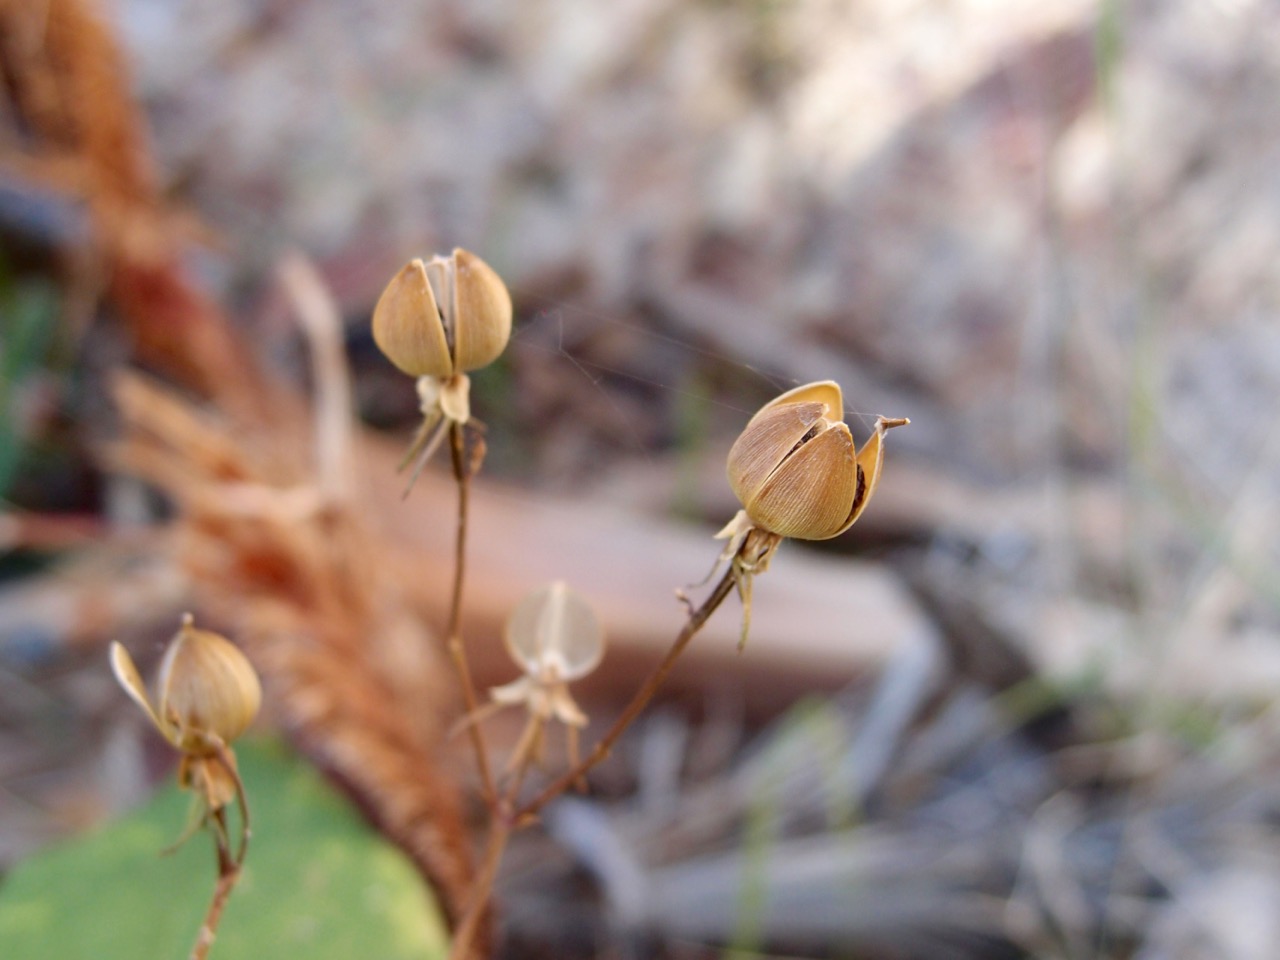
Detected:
left=0, top=267, right=59, bottom=500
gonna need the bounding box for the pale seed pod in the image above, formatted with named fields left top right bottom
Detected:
left=504, top=580, right=604, bottom=684
left=110, top=614, right=261, bottom=753
left=371, top=248, right=512, bottom=378
left=486, top=581, right=604, bottom=734
left=726, top=381, right=907, bottom=540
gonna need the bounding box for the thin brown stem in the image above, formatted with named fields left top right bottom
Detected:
left=446, top=421, right=497, bottom=805
left=504, top=712, right=543, bottom=777
left=505, top=716, right=545, bottom=800
left=518, top=566, right=737, bottom=819
left=447, top=717, right=542, bottom=960
left=189, top=808, right=242, bottom=960
left=446, top=816, right=511, bottom=960
left=446, top=422, right=470, bottom=641
left=446, top=564, right=737, bottom=957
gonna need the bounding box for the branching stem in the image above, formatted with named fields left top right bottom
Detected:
left=447, top=717, right=542, bottom=960
left=518, top=566, right=737, bottom=819
left=446, top=567, right=735, bottom=955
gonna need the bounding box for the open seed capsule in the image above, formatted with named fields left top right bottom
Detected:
left=726, top=381, right=907, bottom=540
left=371, top=248, right=512, bottom=378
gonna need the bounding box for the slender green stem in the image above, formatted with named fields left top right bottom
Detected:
left=518, top=566, right=737, bottom=819
left=447, top=421, right=497, bottom=805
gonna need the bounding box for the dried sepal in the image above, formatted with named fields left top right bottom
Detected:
left=371, top=259, right=452, bottom=378
left=180, top=751, right=241, bottom=811
left=712, top=510, right=783, bottom=650
left=110, top=641, right=165, bottom=732
left=398, top=404, right=446, bottom=474
left=848, top=414, right=908, bottom=528
left=489, top=674, right=590, bottom=730
left=436, top=372, right=471, bottom=424
left=451, top=249, right=512, bottom=373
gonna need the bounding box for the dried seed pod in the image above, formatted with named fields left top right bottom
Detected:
left=715, top=382, right=907, bottom=648
left=371, top=248, right=512, bottom=378
left=111, top=614, right=257, bottom=934
left=373, top=248, right=511, bottom=494
left=111, top=614, right=261, bottom=753
left=726, top=380, right=907, bottom=540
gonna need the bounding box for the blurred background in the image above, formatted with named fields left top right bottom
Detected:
left=4, top=0, right=1280, bottom=957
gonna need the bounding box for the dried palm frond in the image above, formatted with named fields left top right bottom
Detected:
left=110, top=369, right=481, bottom=947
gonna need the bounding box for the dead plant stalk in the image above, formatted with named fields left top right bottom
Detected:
left=190, top=740, right=251, bottom=960
left=447, top=421, right=497, bottom=805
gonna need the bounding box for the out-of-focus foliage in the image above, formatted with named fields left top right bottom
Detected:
left=0, top=739, right=448, bottom=960
left=0, top=266, right=58, bottom=501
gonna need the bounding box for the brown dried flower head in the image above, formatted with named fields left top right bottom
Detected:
left=726, top=380, right=907, bottom=540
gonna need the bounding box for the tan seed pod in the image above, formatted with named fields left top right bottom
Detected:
left=726, top=381, right=907, bottom=540
left=111, top=614, right=262, bottom=753
left=371, top=248, right=512, bottom=378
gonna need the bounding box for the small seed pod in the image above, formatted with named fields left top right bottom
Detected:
left=727, top=381, right=907, bottom=540
left=111, top=614, right=262, bottom=754
left=490, top=581, right=604, bottom=730
left=505, top=581, right=604, bottom=686
left=371, top=248, right=512, bottom=378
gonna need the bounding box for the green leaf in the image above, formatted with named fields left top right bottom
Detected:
left=0, top=739, right=449, bottom=959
